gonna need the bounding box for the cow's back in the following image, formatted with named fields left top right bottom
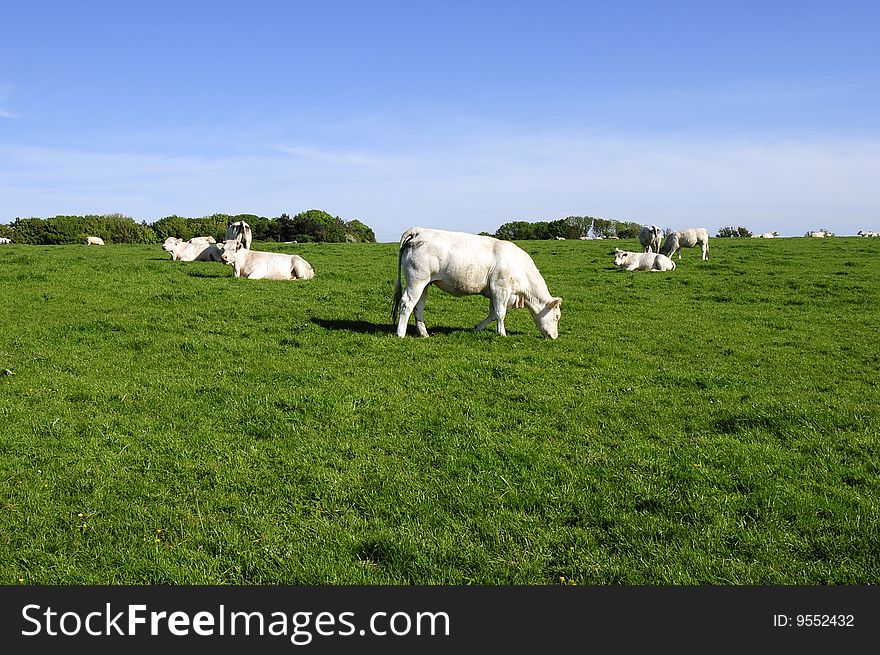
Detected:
left=404, top=227, right=540, bottom=297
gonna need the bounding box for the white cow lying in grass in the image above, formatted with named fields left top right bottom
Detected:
left=162, top=237, right=222, bottom=262
left=391, top=227, right=562, bottom=338
left=216, top=240, right=315, bottom=280
left=660, top=227, right=710, bottom=260
left=613, top=248, right=676, bottom=271
left=857, top=230, right=879, bottom=237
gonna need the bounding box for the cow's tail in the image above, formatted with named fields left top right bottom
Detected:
left=391, top=229, right=417, bottom=322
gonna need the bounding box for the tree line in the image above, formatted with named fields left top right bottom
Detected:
left=491, top=216, right=646, bottom=240
left=0, top=210, right=376, bottom=245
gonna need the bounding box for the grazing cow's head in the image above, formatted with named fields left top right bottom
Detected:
left=532, top=297, right=562, bottom=339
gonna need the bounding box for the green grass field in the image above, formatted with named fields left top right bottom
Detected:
left=1, top=236, right=878, bottom=584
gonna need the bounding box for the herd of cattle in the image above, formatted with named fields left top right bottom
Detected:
left=18, top=219, right=873, bottom=339
left=160, top=221, right=315, bottom=281
left=610, top=225, right=709, bottom=273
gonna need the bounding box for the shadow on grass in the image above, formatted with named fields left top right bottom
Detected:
left=187, top=268, right=229, bottom=278
left=309, top=317, right=471, bottom=336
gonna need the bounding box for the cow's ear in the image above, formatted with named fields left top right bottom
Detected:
left=549, top=297, right=562, bottom=308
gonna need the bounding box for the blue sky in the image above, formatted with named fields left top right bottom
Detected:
left=2, top=0, right=878, bottom=240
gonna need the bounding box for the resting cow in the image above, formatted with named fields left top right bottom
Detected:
left=660, top=227, right=710, bottom=260
left=391, top=227, right=562, bottom=338
left=162, top=237, right=222, bottom=262
left=613, top=248, right=676, bottom=272
left=638, top=225, right=663, bottom=253
left=216, top=240, right=315, bottom=280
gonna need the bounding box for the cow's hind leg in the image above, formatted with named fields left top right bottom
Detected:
left=413, top=286, right=430, bottom=337
left=396, top=279, right=430, bottom=338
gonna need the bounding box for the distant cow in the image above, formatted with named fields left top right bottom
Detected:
left=217, top=240, right=315, bottom=280
left=660, top=227, right=709, bottom=260
left=806, top=229, right=832, bottom=238
left=225, top=221, right=253, bottom=250
left=758, top=231, right=779, bottom=238
left=391, top=227, right=562, bottom=338
left=857, top=230, right=879, bottom=237
left=613, top=248, right=676, bottom=272
left=162, top=237, right=222, bottom=262
left=85, top=236, right=105, bottom=246
left=0, top=237, right=10, bottom=244
left=638, top=225, right=664, bottom=253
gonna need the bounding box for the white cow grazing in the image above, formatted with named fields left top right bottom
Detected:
left=638, top=225, right=664, bottom=253
left=660, top=227, right=709, bottom=260
left=85, top=236, right=105, bottom=246
left=613, top=248, right=676, bottom=272
left=391, top=227, right=562, bottom=338
left=216, top=240, right=315, bottom=280
left=162, top=237, right=222, bottom=262
left=225, top=221, right=253, bottom=250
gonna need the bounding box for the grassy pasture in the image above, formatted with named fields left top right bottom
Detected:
left=1, top=236, right=878, bottom=584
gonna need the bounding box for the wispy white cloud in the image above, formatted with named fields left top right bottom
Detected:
left=0, top=84, right=17, bottom=119
left=2, top=129, right=879, bottom=239
left=269, top=144, right=391, bottom=169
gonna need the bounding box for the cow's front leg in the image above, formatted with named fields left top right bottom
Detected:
left=494, top=303, right=508, bottom=336
left=475, top=298, right=497, bottom=332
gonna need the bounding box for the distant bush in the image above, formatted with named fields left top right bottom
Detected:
left=716, top=226, right=753, bottom=238
left=3, top=210, right=376, bottom=245
left=495, top=215, right=642, bottom=240
left=10, top=214, right=157, bottom=245
left=151, top=210, right=377, bottom=243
